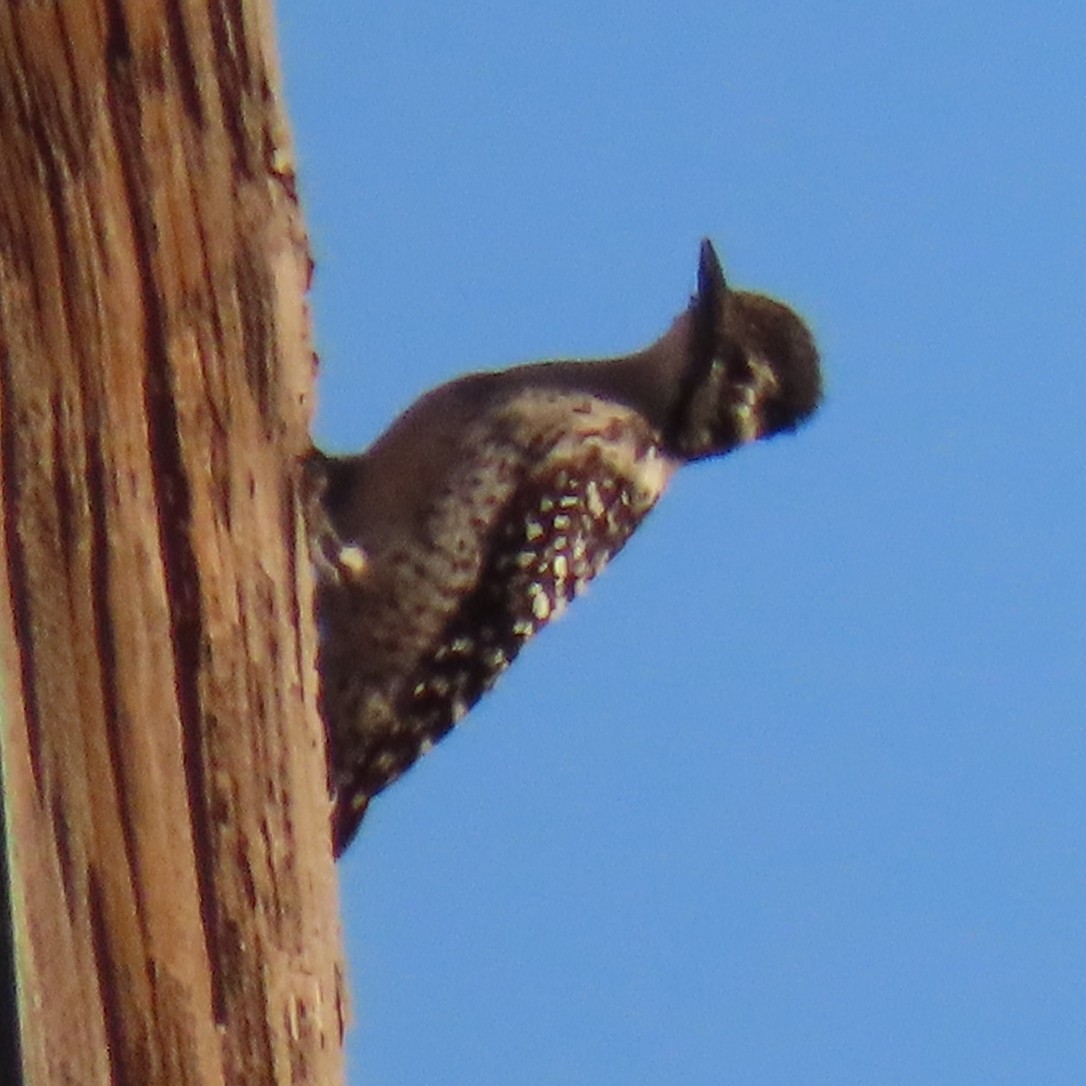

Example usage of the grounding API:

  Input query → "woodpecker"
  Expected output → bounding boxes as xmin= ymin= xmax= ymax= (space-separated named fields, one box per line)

xmin=307 ymin=240 xmax=821 ymax=856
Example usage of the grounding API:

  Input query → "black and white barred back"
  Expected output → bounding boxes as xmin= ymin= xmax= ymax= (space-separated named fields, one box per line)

xmin=307 ymin=241 xmax=822 ymax=855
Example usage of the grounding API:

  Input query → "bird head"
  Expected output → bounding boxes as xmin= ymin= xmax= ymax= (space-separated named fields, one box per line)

xmin=665 ymin=240 xmax=822 ymax=460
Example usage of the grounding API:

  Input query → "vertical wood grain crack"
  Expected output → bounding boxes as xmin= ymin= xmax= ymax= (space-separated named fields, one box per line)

xmin=101 ymin=0 xmax=225 ymax=1025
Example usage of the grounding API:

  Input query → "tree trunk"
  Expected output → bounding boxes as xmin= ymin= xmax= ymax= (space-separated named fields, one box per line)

xmin=0 ymin=3 xmax=345 ymax=1083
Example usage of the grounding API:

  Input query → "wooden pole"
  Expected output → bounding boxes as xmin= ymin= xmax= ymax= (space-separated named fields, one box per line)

xmin=0 ymin=3 xmax=345 ymax=1082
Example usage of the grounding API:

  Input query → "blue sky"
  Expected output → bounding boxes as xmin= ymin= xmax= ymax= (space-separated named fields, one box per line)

xmin=278 ymin=4 xmax=1084 ymax=1082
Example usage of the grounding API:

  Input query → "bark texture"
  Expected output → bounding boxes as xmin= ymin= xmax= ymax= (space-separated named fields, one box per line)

xmin=0 ymin=3 xmax=345 ymax=1083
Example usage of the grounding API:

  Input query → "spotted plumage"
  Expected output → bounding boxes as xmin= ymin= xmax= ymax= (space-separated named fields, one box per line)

xmin=307 ymin=240 xmax=821 ymax=855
